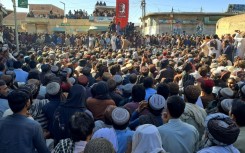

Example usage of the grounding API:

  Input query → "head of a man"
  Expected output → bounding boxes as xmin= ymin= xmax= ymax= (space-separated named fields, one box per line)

xmin=162 ymin=95 xmax=185 ymax=123
xmin=7 ymin=89 xmax=31 ymax=114
xmin=141 ymin=66 xmax=149 ymax=76
xmin=0 ymin=80 xmax=10 ymax=97
xmin=111 ymin=107 xmax=130 ymax=130
xmin=184 ymin=85 xmax=201 ymax=104
xmin=68 ymin=112 xmax=95 ymax=142
xmin=231 ymin=99 xmax=245 ymax=127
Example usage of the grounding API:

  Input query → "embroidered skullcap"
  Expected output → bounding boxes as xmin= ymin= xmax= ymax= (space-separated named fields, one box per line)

xmin=68 ymin=77 xmax=75 ymax=85
xmin=112 ymin=107 xmax=130 ymax=125
xmin=46 ymin=82 xmax=60 ymax=95
xmin=63 ymin=67 xmax=72 ymax=75
xmin=51 ymin=65 xmax=59 ymax=73
xmin=122 ymin=84 xmax=134 ymax=94
xmin=113 ymin=75 xmax=123 ymax=84
xmin=219 ymin=88 xmax=234 ymax=98
xmin=84 ymin=138 xmax=115 ymax=153
xmin=92 ymin=128 xmax=118 ymax=152
xmin=148 ymin=94 xmax=166 ymax=110
xmin=221 ymin=99 xmax=233 ymax=113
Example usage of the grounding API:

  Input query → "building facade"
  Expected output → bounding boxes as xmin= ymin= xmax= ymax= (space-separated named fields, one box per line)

xmin=0 ymin=3 xmax=8 ymax=26
xmin=142 ymin=12 xmax=237 ymax=35
xmin=3 ymin=4 xmax=114 ymax=34
xmin=28 ymin=4 xmax=64 ymax=18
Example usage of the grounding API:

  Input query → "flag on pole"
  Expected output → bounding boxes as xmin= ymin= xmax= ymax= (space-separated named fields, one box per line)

xmin=18 ymin=0 xmax=28 ymax=8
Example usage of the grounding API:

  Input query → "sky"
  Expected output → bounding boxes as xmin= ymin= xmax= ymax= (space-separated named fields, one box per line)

xmin=1 ymin=0 xmax=245 ymax=23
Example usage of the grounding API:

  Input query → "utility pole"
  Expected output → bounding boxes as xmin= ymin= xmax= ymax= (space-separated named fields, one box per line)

xmin=0 ymin=3 xmax=3 ymax=26
xmin=170 ymin=7 xmax=174 ymax=33
xmin=141 ymin=0 xmax=146 ymax=35
xmin=12 ymin=0 xmax=19 ymax=52
xmin=60 ymin=1 xmax=65 ymax=18
xmin=141 ymin=0 xmax=146 ymax=18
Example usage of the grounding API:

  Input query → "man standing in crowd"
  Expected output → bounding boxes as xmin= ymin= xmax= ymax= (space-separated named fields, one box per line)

xmin=0 ymin=89 xmax=50 ymax=153
xmin=111 ymin=32 xmax=117 ymax=51
xmin=0 ymin=80 xmax=9 ymax=117
xmin=158 ymin=95 xmax=199 ymax=153
xmin=0 ymin=5 xmax=245 ymax=152
xmin=121 ymin=35 xmax=131 ymax=49
xmin=232 ymin=100 xmax=245 ymax=153
xmin=116 ymin=22 xmax=121 ymax=35
xmin=89 ymin=34 xmax=95 ymax=50
xmin=13 ymin=61 xmax=28 ymax=83
xmin=234 ymin=30 xmax=245 ymax=59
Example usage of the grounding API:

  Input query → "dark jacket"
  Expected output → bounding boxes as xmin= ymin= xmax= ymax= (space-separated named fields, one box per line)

xmin=52 ymin=85 xmax=88 ymax=142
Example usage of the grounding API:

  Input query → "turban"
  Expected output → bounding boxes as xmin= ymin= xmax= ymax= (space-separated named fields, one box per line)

xmin=204 ymin=113 xmax=240 ymax=147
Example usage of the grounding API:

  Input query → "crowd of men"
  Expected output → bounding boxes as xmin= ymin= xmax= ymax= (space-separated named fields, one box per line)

xmin=27 ymin=9 xmax=65 ymax=19
xmin=95 ymin=1 xmax=107 ymax=6
xmin=25 ymin=1 xmax=114 ymax=19
xmin=93 ymin=1 xmax=115 ymax=17
xmin=67 ymin=10 xmax=89 ymax=19
xmin=93 ymin=8 xmax=115 ymax=17
xmin=0 ymin=23 xmax=245 ymax=153
xmin=26 ymin=9 xmax=89 ymax=19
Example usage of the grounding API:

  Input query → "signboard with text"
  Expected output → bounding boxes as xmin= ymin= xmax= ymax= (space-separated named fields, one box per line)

xmin=18 ymin=0 xmax=28 ymax=8
xmin=89 ymin=16 xmax=114 ymax=22
xmin=159 ymin=19 xmax=199 ymax=24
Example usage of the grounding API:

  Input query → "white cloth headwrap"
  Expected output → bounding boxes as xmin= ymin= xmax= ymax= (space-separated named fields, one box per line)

xmin=132 ymin=124 xmax=166 ymax=153
xmin=92 ymin=128 xmax=118 ymax=152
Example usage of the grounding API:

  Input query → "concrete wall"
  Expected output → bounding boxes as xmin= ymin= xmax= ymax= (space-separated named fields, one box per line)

xmin=3 ymin=17 xmax=110 ymax=34
xmin=216 ymin=14 xmax=245 ymax=36
xmin=144 ymin=24 xmax=216 ymax=35
xmin=142 ymin=12 xmax=236 ymax=35
xmin=29 ymin=4 xmax=64 ymax=16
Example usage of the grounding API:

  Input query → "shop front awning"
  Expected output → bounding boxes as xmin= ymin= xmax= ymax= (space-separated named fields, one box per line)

xmin=89 ymin=26 xmax=108 ymax=31
xmin=76 ymin=26 xmax=90 ymax=32
xmin=52 ymin=27 xmax=65 ymax=32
